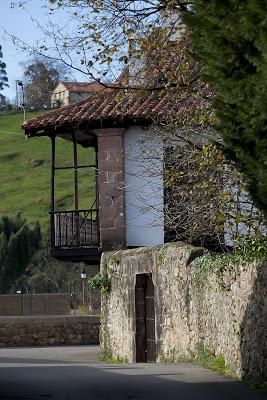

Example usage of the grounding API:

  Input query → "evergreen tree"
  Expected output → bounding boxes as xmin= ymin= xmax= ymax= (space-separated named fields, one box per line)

xmin=32 ymin=221 xmax=42 ymax=249
xmin=0 ymin=45 xmax=8 ymax=92
xmin=183 ymin=1 xmax=267 ymax=219
xmin=0 ymin=233 xmax=7 ymax=292
xmin=7 ymin=232 xmax=20 ymax=286
xmin=0 ymin=215 xmax=42 ymax=293
xmin=0 ymin=214 xmax=26 ymax=241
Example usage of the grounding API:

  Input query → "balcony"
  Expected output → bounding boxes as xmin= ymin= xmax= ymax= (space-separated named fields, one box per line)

xmin=50 ymin=209 xmax=101 ymax=263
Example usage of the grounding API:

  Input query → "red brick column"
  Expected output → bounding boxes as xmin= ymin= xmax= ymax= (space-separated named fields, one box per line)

xmin=95 ymin=128 xmax=126 ymax=250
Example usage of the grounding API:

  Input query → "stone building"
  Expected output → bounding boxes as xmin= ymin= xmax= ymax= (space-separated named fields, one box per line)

xmin=22 ymin=38 xmax=204 ymax=263
xmin=21 ymin=27 xmax=266 ymax=385
xmin=22 ymin=35 xmax=260 ymax=260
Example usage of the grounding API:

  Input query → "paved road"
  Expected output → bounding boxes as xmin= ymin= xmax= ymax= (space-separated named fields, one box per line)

xmin=0 ymin=346 xmax=264 ymax=400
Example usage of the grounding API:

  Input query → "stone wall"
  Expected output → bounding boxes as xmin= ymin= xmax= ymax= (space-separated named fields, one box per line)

xmin=100 ymin=243 xmax=266 ymax=383
xmin=0 ymin=315 xmax=100 ymax=347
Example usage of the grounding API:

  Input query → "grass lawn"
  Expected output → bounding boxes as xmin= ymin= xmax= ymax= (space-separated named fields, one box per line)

xmin=0 ymin=111 xmax=95 ymax=233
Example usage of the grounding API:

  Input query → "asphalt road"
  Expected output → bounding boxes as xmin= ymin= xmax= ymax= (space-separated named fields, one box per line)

xmin=0 ymin=346 xmax=264 ymax=400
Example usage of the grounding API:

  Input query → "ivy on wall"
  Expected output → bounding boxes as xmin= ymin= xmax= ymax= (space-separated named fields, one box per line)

xmin=192 ymin=236 xmax=267 ymax=291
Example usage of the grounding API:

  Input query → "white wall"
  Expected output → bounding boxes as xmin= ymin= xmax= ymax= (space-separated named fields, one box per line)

xmin=51 ymin=83 xmax=69 ymax=107
xmin=124 ymin=126 xmax=164 ymax=246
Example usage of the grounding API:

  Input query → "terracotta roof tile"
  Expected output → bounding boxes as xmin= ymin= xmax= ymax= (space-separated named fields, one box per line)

xmin=23 ymin=85 xmax=210 ymax=132
xmin=23 ymin=40 xmax=212 ymax=134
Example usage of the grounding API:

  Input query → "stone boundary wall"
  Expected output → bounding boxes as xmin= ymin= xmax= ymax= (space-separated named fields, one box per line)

xmin=0 ymin=315 xmax=100 ymax=347
xmin=100 ymin=243 xmax=266 ymax=383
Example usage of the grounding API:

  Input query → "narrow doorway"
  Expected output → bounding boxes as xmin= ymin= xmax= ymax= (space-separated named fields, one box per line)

xmin=135 ymin=274 xmax=156 ymax=362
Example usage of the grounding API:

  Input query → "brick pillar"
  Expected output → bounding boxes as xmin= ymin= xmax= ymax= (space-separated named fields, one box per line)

xmin=95 ymin=128 xmax=126 ymax=250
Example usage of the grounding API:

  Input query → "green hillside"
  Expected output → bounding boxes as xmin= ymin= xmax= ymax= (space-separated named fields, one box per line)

xmin=0 ymin=112 xmax=95 ymax=233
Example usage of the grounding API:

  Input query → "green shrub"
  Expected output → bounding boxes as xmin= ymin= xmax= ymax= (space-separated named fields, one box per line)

xmin=194 ymin=342 xmax=230 ymax=375
xmin=88 ymin=272 xmax=111 ymax=294
xmin=99 ymin=350 xmax=128 ymax=364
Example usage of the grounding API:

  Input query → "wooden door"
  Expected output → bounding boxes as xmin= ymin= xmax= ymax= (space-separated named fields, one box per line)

xmin=135 ymin=274 xmax=156 ymax=363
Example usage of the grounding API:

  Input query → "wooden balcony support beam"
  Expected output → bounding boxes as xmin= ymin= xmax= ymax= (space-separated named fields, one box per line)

xmin=72 ymin=134 xmax=79 ymax=212
xmin=50 ymin=135 xmax=56 ymax=212
xmin=50 ymin=135 xmax=56 ymax=247
xmin=54 ymin=164 xmax=97 ymax=171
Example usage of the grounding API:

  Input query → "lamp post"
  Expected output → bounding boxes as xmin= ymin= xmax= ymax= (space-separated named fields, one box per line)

xmin=16 ymin=289 xmax=23 ymax=315
xmin=81 ymin=270 xmax=87 ymax=309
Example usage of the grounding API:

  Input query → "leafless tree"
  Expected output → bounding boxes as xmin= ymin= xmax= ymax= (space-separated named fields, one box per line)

xmin=21 ymin=248 xmax=100 ymax=312
xmin=125 ymin=124 xmax=265 ymax=250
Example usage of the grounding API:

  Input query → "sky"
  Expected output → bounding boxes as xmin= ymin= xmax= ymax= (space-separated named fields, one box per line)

xmin=1 ymin=0 xmax=82 ymax=102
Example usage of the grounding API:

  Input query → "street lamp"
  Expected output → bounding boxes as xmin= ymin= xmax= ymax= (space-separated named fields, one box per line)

xmin=16 ymin=289 xmax=23 ymax=315
xmin=15 ymin=80 xmax=26 ymax=121
xmin=81 ymin=270 xmax=87 ymax=309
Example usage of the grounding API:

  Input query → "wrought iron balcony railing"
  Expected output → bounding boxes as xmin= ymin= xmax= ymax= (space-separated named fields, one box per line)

xmin=50 ymin=209 xmax=99 ymax=248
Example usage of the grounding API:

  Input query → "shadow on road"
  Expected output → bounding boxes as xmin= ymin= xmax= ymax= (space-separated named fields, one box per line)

xmin=0 ymin=362 xmax=265 ymax=400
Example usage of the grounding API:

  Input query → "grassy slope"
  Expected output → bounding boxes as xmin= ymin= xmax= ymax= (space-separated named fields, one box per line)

xmin=0 ymin=112 xmax=95 ymax=232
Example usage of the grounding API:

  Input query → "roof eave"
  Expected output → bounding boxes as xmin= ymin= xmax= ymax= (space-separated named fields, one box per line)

xmin=23 ymin=116 xmax=153 ymax=139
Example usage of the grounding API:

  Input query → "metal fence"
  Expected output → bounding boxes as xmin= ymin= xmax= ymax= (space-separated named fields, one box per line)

xmin=0 ymin=293 xmax=71 ymax=316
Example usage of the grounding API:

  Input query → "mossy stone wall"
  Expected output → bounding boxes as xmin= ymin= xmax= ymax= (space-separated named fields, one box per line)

xmin=100 ymin=242 xmax=266 ymax=383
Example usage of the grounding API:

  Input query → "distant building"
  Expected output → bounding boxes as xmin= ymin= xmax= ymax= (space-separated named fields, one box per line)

xmin=0 ymin=93 xmax=6 ymax=109
xmin=51 ymin=81 xmax=104 ymax=108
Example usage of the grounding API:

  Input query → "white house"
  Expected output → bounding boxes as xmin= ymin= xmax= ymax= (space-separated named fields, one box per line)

xmin=22 ymin=29 xmax=262 ymax=263
xmin=51 ymin=81 xmax=104 ymax=108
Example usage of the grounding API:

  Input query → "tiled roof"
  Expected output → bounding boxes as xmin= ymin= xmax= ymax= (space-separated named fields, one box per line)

xmin=23 ymin=40 xmax=212 ymax=133
xmin=23 ymin=84 xmax=210 ymax=132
